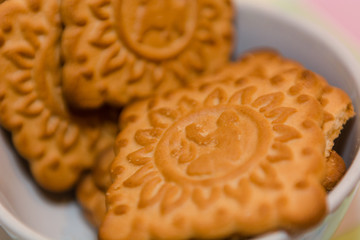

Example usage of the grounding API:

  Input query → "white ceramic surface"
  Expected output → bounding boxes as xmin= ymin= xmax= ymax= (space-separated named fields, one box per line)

xmin=0 ymin=1 xmax=360 ymax=240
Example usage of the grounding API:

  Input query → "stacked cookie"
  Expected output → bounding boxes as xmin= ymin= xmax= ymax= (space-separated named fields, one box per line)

xmin=0 ymin=0 xmax=118 ymax=192
xmin=0 ymin=0 xmax=354 ymax=239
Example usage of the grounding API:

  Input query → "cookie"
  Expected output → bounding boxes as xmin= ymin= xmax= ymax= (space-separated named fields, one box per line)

xmin=77 ymin=149 xmax=347 ymax=229
xmin=213 ymin=50 xmax=354 ymax=157
xmin=322 ymin=150 xmax=346 ymax=192
xmin=79 ymin=51 xmax=353 ymax=233
xmin=77 ymin=174 xmax=108 ymax=227
xmin=92 ymin=145 xmax=114 ymax=192
xmin=320 ymin=84 xmax=354 ymax=156
xmin=0 ymin=0 xmax=118 ymax=192
xmin=234 ymin=49 xmax=303 ymax=79
xmin=77 ymin=146 xmax=114 ymax=227
xmin=61 ymin=0 xmax=233 ymax=108
xmin=100 ymin=63 xmax=331 ymax=239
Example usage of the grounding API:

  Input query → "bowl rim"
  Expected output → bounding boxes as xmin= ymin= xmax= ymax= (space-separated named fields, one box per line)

xmin=0 ymin=205 xmax=48 ymax=240
xmin=1 ymin=1 xmax=360 ymax=240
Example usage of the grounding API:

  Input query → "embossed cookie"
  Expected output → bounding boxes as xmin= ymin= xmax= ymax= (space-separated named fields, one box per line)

xmin=320 ymin=84 xmax=354 ymax=156
xmin=233 ymin=49 xmax=303 ymax=79
xmin=77 ymin=147 xmax=347 ymax=229
xmin=211 ymin=50 xmax=354 ymax=157
xmin=100 ymin=65 xmax=332 ymax=239
xmin=77 ymin=146 xmax=114 ymax=227
xmin=0 ymin=0 xmax=118 ymax=192
xmin=61 ymin=0 xmax=233 ymax=108
xmin=77 ymin=174 xmax=108 ymax=227
xmin=81 ymin=51 xmax=353 ymax=232
xmin=322 ymin=150 xmax=346 ymax=192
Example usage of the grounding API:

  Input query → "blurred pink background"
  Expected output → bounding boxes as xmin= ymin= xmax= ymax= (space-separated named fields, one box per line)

xmin=306 ymin=0 xmax=360 ymax=46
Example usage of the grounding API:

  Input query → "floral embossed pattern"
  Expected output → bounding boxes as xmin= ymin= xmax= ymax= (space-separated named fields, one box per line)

xmin=0 ymin=0 xmax=118 ymax=192
xmin=100 ymin=59 xmax=337 ymax=239
xmin=75 ymin=51 xmax=353 ymax=230
xmin=61 ymin=0 xmax=233 ymax=108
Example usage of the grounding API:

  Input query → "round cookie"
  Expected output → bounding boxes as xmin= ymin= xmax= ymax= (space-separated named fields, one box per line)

xmin=61 ymin=0 xmax=234 ymax=108
xmin=77 ymin=174 xmax=107 ymax=227
xmin=0 ymin=0 xmax=118 ymax=192
xmin=100 ymin=63 xmax=331 ymax=239
xmin=78 ymin=50 xmax=353 ymax=231
xmin=322 ymin=150 xmax=346 ymax=192
xmin=77 ymin=146 xmax=114 ymax=227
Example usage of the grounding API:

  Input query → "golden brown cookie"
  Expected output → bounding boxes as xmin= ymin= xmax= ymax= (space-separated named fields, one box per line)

xmin=76 ymin=139 xmax=348 ymax=229
xmin=76 ymin=149 xmax=347 ymax=229
xmin=100 ymin=63 xmax=331 ymax=239
xmin=61 ymin=0 xmax=233 ymax=108
xmin=92 ymin=145 xmax=114 ymax=192
xmin=215 ymin=50 xmax=354 ymax=157
xmin=77 ymin=146 xmax=114 ymax=227
xmin=78 ymin=51 xmax=353 ymax=232
xmin=320 ymin=85 xmax=354 ymax=156
xmin=0 ymin=0 xmax=117 ymax=192
xmin=322 ymin=150 xmax=346 ymax=192
xmin=235 ymin=49 xmax=303 ymax=79
xmin=77 ymin=174 xmax=107 ymax=228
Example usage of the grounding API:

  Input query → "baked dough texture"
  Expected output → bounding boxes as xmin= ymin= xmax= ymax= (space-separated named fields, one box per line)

xmin=77 ymin=146 xmax=114 ymax=227
xmin=322 ymin=150 xmax=346 ymax=192
xmin=215 ymin=50 xmax=354 ymax=157
xmin=77 ymin=51 xmax=353 ymax=231
xmin=61 ymin=0 xmax=234 ymax=108
xmin=78 ymin=150 xmax=347 ymax=229
xmin=0 ymin=0 xmax=118 ymax=192
xmin=100 ymin=63 xmax=334 ymax=239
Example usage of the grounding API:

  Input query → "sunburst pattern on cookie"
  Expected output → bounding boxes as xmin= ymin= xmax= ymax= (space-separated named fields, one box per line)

xmin=100 ymin=63 xmax=330 ymax=239
xmin=61 ymin=0 xmax=233 ymax=108
xmin=198 ymin=49 xmax=354 ymax=157
xmin=0 ymin=0 xmax=117 ymax=192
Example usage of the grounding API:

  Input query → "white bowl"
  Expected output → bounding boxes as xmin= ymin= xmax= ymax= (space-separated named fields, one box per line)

xmin=1 ymin=1 xmax=360 ymax=240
